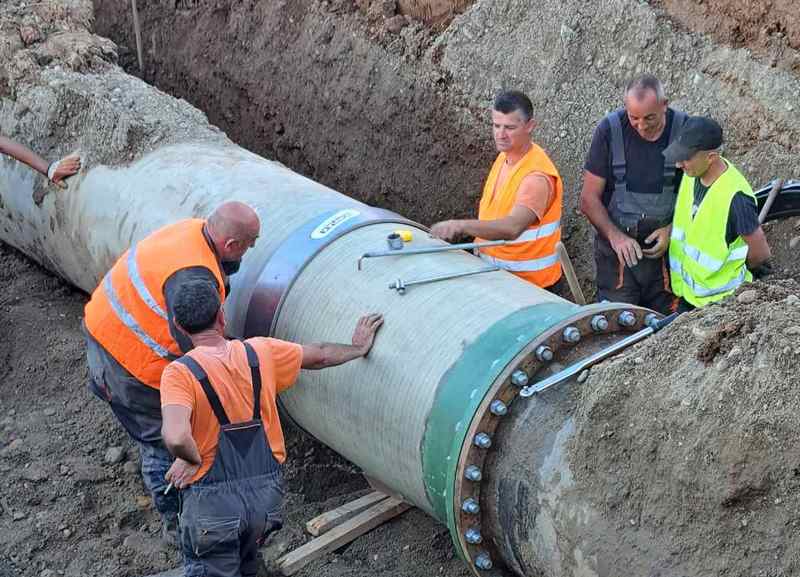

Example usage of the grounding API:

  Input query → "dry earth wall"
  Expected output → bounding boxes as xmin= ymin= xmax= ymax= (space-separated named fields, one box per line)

xmin=93 ymin=0 xmax=800 ymax=288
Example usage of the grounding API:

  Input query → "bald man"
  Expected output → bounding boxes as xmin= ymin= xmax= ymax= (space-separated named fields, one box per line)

xmin=83 ymin=202 xmax=260 ymax=543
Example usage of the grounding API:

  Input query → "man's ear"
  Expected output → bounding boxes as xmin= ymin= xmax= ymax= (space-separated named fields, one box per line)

xmin=525 ymin=118 xmax=536 ymax=135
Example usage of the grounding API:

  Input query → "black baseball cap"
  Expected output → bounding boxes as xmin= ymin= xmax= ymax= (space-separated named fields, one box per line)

xmin=662 ymin=116 xmax=723 ymax=164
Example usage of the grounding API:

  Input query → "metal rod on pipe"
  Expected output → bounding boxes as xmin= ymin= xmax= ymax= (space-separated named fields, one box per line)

xmin=389 ymin=266 xmax=499 ymax=294
xmin=358 ymin=239 xmax=509 ymax=270
xmin=519 ymin=312 xmax=679 ymax=397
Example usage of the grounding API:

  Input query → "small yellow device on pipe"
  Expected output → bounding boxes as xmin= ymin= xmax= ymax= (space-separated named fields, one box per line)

xmin=394 ymin=229 xmax=413 ymax=242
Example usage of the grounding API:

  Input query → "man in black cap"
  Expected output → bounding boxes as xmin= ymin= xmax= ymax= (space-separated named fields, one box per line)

xmin=664 ymin=116 xmax=771 ymax=311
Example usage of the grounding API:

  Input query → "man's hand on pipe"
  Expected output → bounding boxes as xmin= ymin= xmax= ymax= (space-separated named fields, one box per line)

xmin=430 ymin=220 xmax=464 ymax=241
xmin=48 ymin=153 xmax=82 ymax=188
xmin=352 ymin=313 xmax=384 ymax=356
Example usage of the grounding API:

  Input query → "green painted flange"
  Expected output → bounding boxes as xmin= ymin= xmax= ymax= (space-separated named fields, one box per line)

xmin=421 ymin=301 xmax=579 ymax=561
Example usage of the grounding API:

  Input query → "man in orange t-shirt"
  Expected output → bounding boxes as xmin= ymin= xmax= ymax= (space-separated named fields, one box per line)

xmin=430 ymin=90 xmax=563 ymax=289
xmin=160 ymin=280 xmax=383 ymax=577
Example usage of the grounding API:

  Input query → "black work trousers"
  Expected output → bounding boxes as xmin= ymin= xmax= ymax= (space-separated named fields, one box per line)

xmin=594 ymin=235 xmax=677 ymax=314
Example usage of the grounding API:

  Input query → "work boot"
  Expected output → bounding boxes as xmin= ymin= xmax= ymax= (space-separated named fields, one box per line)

xmin=160 ymin=513 xmax=180 ymax=550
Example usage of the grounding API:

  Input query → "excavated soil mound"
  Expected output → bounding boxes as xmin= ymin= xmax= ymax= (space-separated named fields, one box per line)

xmin=660 ymin=0 xmax=800 ymax=72
xmin=571 ymin=280 xmax=800 ymax=576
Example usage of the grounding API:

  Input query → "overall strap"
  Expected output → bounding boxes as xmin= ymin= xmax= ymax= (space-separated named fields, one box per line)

xmin=668 ymin=109 xmax=687 ymax=143
xmin=242 ymin=341 xmax=262 ymax=421
xmin=663 ymin=109 xmax=687 ymax=194
xmin=607 ymin=110 xmax=627 ymax=191
xmin=176 ymin=355 xmax=230 ymax=426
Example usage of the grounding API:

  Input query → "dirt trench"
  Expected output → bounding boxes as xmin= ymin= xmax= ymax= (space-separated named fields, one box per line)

xmin=92 ymin=0 xmax=800 ymax=295
xmin=1 ymin=1 xmax=800 ymax=576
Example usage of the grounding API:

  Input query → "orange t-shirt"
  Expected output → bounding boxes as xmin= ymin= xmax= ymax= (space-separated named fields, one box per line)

xmin=516 ymin=173 xmax=556 ymax=222
xmin=490 ymin=163 xmax=555 ymax=223
xmin=160 ymin=338 xmax=303 ymax=484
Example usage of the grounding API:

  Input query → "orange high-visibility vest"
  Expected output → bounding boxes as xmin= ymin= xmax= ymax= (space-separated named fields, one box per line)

xmin=476 ymin=143 xmax=563 ymax=288
xmin=84 ymin=219 xmax=226 ymax=389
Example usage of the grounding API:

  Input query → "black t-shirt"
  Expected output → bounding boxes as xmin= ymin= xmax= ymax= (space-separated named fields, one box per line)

xmin=692 ymin=179 xmax=760 ymax=245
xmin=584 ymin=108 xmax=683 ymax=206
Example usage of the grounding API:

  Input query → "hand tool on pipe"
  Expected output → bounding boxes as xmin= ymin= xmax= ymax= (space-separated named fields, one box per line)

xmin=519 ymin=312 xmax=679 ymax=398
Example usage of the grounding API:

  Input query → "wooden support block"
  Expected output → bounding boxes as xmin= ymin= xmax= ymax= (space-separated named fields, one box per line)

xmin=305 ymin=491 xmax=389 ymax=537
xmin=279 ymin=497 xmax=411 ymax=576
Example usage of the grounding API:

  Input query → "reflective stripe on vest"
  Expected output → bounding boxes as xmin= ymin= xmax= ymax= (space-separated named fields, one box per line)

xmin=671 ymin=227 xmax=749 ymax=273
xmin=84 ymin=219 xmax=227 ymax=388
xmin=102 ymin=275 xmax=175 ymax=359
xmin=127 ymin=245 xmax=168 ymax=320
xmin=479 ymin=250 xmax=560 ymax=273
xmin=511 ymin=219 xmax=561 ymax=244
xmin=669 ymin=256 xmax=748 ymax=298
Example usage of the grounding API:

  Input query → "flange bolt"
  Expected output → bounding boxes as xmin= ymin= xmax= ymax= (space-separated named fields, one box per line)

xmin=475 ymin=553 xmax=493 ymax=570
xmin=473 ymin=433 xmax=492 ymax=449
xmin=590 ymin=315 xmax=609 ymax=332
xmin=464 ymin=465 xmax=482 ymax=482
xmin=489 ymin=400 xmax=508 ymax=416
xmin=462 ymin=498 xmax=480 ymax=515
xmin=644 ymin=312 xmax=659 ymax=328
xmin=535 ymin=345 xmax=553 ymax=362
xmin=465 ymin=528 xmax=482 ymax=544
xmin=511 ymin=370 xmax=529 ymax=387
xmin=618 ymin=310 xmax=636 ymax=327
xmin=563 ymin=326 xmax=581 ymax=343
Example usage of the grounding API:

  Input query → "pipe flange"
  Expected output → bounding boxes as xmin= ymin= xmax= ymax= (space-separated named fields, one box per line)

xmin=451 ymin=304 xmax=653 ymax=575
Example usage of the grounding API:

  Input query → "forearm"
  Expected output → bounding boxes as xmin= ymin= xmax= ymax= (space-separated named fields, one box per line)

xmin=746 ymin=247 xmax=771 ymax=269
xmin=0 ymin=136 xmax=49 ymax=177
xmin=164 ymin=431 xmax=201 ymax=465
xmin=458 ymin=219 xmax=521 ymax=241
xmin=302 ymin=342 xmax=366 ymax=370
xmin=744 ymin=229 xmax=771 ymax=269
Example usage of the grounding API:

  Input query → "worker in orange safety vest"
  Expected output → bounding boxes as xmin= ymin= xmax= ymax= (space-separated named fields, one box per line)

xmin=83 ymin=201 xmax=260 ymax=544
xmin=430 ymin=90 xmax=563 ymax=289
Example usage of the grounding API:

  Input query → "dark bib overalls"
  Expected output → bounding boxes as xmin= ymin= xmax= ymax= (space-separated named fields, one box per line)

xmin=595 ymin=108 xmax=686 ymax=314
xmin=177 ymin=342 xmax=284 ymax=577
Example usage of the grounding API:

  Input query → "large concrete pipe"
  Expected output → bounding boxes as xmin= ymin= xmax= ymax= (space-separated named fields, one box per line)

xmin=0 ymin=133 xmax=662 ymax=575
